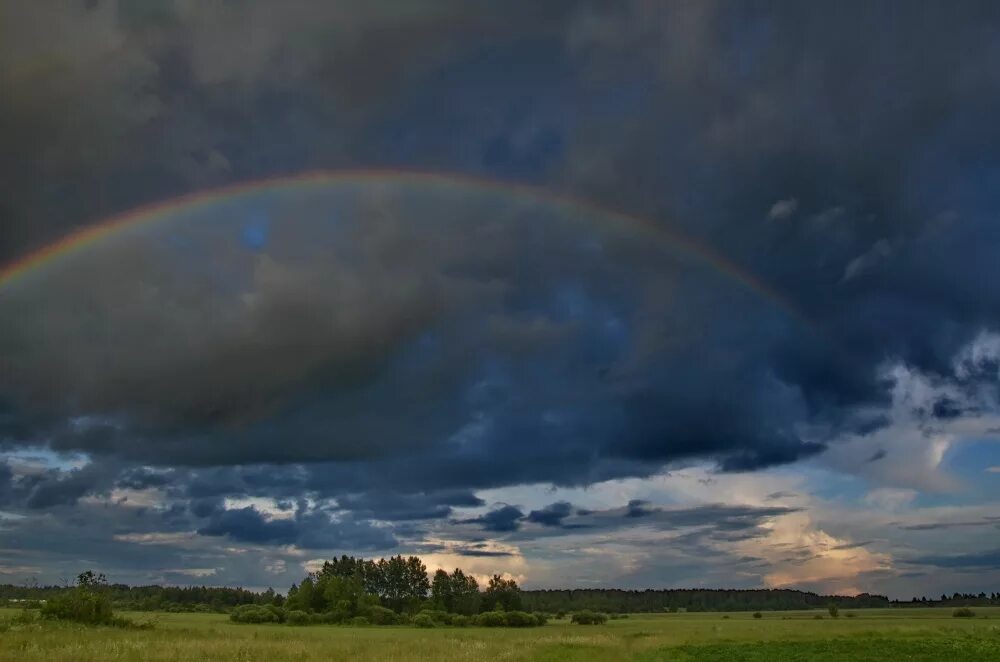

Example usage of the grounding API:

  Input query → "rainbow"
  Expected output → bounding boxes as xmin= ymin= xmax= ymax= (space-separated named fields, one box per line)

xmin=0 ymin=169 xmax=803 ymax=322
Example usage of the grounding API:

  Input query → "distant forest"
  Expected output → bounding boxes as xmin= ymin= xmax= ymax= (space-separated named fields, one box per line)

xmin=3 ymin=580 xmax=998 ymax=614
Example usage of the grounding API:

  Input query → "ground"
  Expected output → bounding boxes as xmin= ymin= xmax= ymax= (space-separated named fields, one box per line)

xmin=1 ymin=607 xmax=999 ymax=661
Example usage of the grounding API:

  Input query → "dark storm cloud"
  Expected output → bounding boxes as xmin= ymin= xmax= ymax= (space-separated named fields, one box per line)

xmin=454 ymin=505 xmax=525 ymax=533
xmin=198 ymin=507 xmax=299 ymax=545
xmin=336 ymin=491 xmax=485 ymax=521
xmin=525 ymin=501 xmax=574 ymax=527
xmin=2 ymin=1 xmax=1000 ymax=587
xmin=196 ymin=504 xmax=397 ymax=550
xmin=446 ymin=500 xmax=800 ymax=542
xmin=909 ymin=549 xmax=1000 ymax=570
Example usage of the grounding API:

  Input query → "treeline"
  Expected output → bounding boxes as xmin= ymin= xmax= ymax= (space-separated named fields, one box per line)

xmin=6 ymin=559 xmax=998 ymax=616
xmin=520 ymin=588 xmax=892 ymax=613
xmin=894 ymin=592 xmax=1000 ymax=608
xmin=0 ymin=583 xmax=272 ymax=613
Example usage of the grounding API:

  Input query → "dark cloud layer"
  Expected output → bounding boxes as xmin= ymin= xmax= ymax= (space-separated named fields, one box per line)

xmin=1 ymin=1 xmax=999 ymax=589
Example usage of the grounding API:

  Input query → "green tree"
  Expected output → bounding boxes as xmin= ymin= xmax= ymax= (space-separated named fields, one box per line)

xmin=375 ymin=556 xmax=430 ymax=613
xmin=483 ymin=574 xmax=521 ymax=612
xmin=430 ymin=569 xmax=452 ymax=611
xmin=449 ymin=569 xmax=481 ymax=615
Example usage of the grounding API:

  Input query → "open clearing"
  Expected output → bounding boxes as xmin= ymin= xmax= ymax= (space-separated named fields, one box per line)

xmin=2 ymin=607 xmax=999 ymax=661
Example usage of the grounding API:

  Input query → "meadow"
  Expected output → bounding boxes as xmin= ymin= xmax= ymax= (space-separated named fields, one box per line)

xmin=1 ymin=607 xmax=999 ymax=661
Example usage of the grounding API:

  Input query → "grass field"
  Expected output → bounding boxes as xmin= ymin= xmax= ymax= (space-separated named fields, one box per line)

xmin=2 ymin=607 xmax=999 ymax=661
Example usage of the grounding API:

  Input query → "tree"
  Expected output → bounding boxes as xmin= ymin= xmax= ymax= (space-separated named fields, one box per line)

xmin=449 ymin=569 xmax=481 ymax=615
xmin=375 ymin=556 xmax=430 ymax=613
xmin=483 ymin=574 xmax=521 ymax=612
xmin=431 ymin=568 xmax=480 ymax=614
xmin=431 ymin=570 xmax=452 ymax=611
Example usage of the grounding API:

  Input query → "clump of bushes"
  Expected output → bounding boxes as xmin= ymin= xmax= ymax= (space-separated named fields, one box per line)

xmin=39 ymin=571 xmax=149 ymax=629
xmin=41 ymin=571 xmax=115 ymax=626
xmin=364 ymin=605 xmax=400 ymax=625
xmin=752 ymin=611 xmax=762 ymax=619
xmin=413 ymin=613 xmax=435 ymax=628
xmin=813 ymin=614 xmax=824 ymax=620
xmin=348 ymin=616 xmax=370 ymax=626
xmin=230 ymin=604 xmax=284 ymax=624
xmin=953 ymin=607 xmax=975 ymax=618
xmin=475 ymin=610 xmax=507 ymax=627
xmin=846 ymin=612 xmax=856 ymax=618
xmin=608 ymin=613 xmax=629 ymax=620
xmin=571 ymin=610 xmax=608 ymax=625
xmin=828 ymin=604 xmax=839 ymax=618
xmin=472 ymin=610 xmax=546 ymax=627
xmin=285 ymin=610 xmax=310 ymax=626
xmin=42 ymin=589 xmax=114 ymax=625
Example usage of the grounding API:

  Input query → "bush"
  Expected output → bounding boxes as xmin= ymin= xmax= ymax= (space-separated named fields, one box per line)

xmin=41 ymin=589 xmax=114 ymax=625
xmin=416 ymin=609 xmax=451 ymax=625
xmin=412 ymin=613 xmax=435 ymax=628
xmin=752 ymin=612 xmax=762 ymax=619
xmin=828 ymin=604 xmax=839 ymax=618
xmin=285 ymin=610 xmax=310 ymax=626
xmin=503 ymin=611 xmax=536 ymax=627
xmin=571 ymin=610 xmax=608 ymax=625
xmin=450 ymin=614 xmax=470 ymax=627
xmin=953 ymin=608 xmax=975 ymax=618
xmin=364 ymin=605 xmax=399 ymax=625
xmin=813 ymin=614 xmax=824 ymax=620
xmin=533 ymin=612 xmax=548 ymax=626
xmin=348 ymin=616 xmax=370 ymax=626
xmin=475 ymin=611 xmax=507 ymax=627
xmin=556 ymin=610 xmax=567 ymax=619
xmin=230 ymin=605 xmax=282 ymax=624
xmin=846 ymin=612 xmax=856 ymax=618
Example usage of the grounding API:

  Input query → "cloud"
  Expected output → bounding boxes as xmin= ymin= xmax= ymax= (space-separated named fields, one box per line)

xmin=2 ymin=2 xmax=1000 ymax=592
xmin=455 ymin=505 xmax=525 ymax=533
xmin=841 ymin=239 xmax=892 ymax=283
xmin=910 ymin=549 xmax=1000 ymax=569
xmin=525 ymin=501 xmax=574 ymax=527
xmin=767 ymin=198 xmax=798 ymax=221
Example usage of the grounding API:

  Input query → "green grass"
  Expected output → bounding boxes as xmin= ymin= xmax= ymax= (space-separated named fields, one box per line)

xmin=1 ymin=607 xmax=998 ymax=661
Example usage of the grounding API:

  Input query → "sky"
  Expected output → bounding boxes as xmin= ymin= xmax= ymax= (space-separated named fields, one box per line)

xmin=0 ymin=1 xmax=998 ymax=599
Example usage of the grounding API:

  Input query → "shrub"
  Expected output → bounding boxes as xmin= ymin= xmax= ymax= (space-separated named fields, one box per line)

xmin=571 ymin=610 xmax=608 ymax=625
xmin=450 ymin=614 xmax=470 ymax=627
xmin=416 ymin=609 xmax=451 ymax=625
xmin=285 ymin=610 xmax=310 ymax=626
xmin=412 ymin=613 xmax=435 ymax=628
xmin=722 ymin=615 xmax=730 ymax=619
xmin=364 ymin=605 xmax=399 ymax=625
xmin=230 ymin=605 xmax=282 ymax=624
xmin=533 ymin=613 xmax=548 ymax=626
xmin=813 ymin=614 xmax=824 ymax=620
xmin=846 ymin=612 xmax=856 ymax=618
xmin=953 ymin=608 xmax=975 ymax=618
xmin=475 ymin=611 xmax=507 ymax=627
xmin=752 ymin=612 xmax=762 ymax=619
xmin=556 ymin=610 xmax=567 ymax=619
xmin=318 ymin=611 xmax=343 ymax=624
xmin=828 ymin=604 xmax=839 ymax=618
xmin=348 ymin=616 xmax=370 ymax=626
xmin=41 ymin=589 xmax=114 ymax=625
xmin=503 ymin=611 xmax=536 ymax=627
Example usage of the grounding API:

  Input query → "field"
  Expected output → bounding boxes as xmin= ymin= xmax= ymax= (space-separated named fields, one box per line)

xmin=2 ymin=607 xmax=999 ymax=661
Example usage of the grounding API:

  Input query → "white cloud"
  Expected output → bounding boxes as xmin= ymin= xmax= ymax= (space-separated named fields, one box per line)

xmin=767 ymin=198 xmax=798 ymax=220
